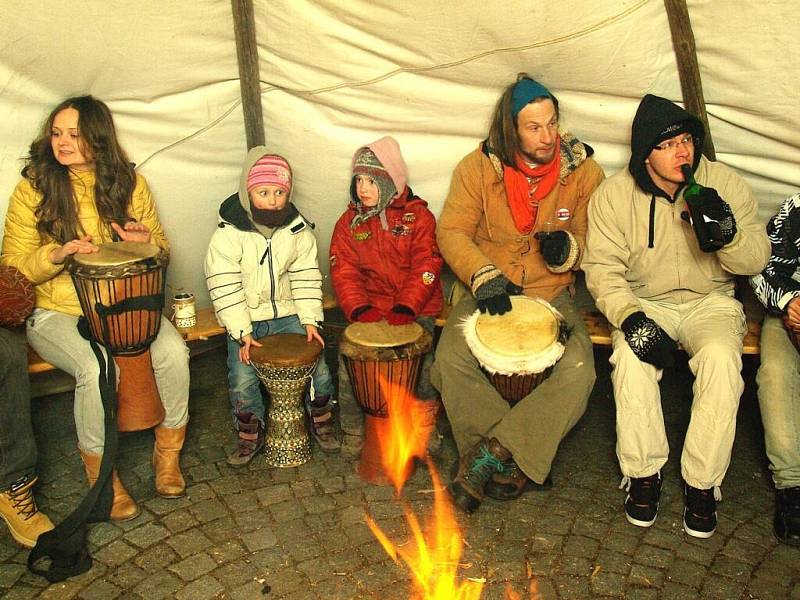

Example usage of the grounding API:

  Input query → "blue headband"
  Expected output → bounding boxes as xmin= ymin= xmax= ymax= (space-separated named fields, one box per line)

xmin=511 ymin=78 xmax=552 ymax=118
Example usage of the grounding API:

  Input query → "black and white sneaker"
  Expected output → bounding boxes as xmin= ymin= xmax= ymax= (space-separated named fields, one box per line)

xmin=683 ymin=484 xmax=718 ymax=538
xmin=621 ymin=472 xmax=662 ymax=528
xmin=774 ymin=486 xmax=800 ymax=546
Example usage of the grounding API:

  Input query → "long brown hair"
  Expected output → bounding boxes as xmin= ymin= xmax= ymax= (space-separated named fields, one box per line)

xmin=22 ymin=95 xmax=136 ymax=244
xmin=486 ymin=73 xmax=560 ymax=167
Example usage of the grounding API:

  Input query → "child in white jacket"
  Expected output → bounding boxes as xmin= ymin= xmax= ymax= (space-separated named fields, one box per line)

xmin=205 ymin=149 xmax=337 ymax=464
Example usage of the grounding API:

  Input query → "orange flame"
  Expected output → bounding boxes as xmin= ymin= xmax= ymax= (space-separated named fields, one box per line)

xmin=374 ymin=376 xmax=434 ymax=492
xmin=365 ymin=376 xmax=538 ymax=599
xmin=366 ymin=460 xmax=484 ymax=600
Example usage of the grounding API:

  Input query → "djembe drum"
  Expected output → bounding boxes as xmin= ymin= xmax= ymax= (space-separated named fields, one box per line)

xmin=339 ymin=320 xmax=432 ymax=484
xmin=462 ymin=296 xmax=567 ymax=406
xmin=249 ymin=333 xmax=323 ymax=468
xmin=68 ymin=241 xmax=167 ymax=431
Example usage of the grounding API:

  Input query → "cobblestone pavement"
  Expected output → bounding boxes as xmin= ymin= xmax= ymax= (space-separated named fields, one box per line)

xmin=1 ymin=346 xmax=798 ymax=599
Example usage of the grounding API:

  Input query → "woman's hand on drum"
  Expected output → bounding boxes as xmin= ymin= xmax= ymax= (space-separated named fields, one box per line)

xmin=786 ymin=297 xmax=800 ymax=331
xmin=305 ymin=324 xmax=325 ymax=347
xmin=112 ymin=221 xmax=151 ymax=244
xmin=239 ymin=334 xmax=262 ymax=364
xmin=49 ymin=235 xmax=99 ymax=264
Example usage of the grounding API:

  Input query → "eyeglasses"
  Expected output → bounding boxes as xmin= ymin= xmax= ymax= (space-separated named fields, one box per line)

xmin=653 ymin=134 xmax=694 ymax=152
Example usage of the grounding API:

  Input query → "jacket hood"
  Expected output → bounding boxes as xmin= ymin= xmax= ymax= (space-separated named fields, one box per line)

xmin=628 ymin=94 xmax=705 ymax=199
xmin=218 ymin=193 xmax=301 ymax=233
xmin=237 ymin=146 xmax=295 ymax=238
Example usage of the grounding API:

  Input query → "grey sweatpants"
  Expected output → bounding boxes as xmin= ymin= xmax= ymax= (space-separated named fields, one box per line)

xmin=431 ymin=292 xmax=595 ymax=484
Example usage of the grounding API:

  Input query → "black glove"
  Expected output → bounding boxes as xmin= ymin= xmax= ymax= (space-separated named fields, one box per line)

xmin=534 ymin=231 xmax=570 ymax=267
xmin=698 ymin=188 xmax=737 ymax=245
xmin=681 ymin=187 xmax=737 ymax=251
xmin=474 ymin=275 xmax=523 ymax=316
xmin=620 ymin=311 xmax=677 ymax=370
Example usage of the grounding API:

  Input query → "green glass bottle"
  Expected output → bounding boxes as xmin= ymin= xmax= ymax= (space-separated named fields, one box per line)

xmin=680 ymin=164 xmax=723 ymax=252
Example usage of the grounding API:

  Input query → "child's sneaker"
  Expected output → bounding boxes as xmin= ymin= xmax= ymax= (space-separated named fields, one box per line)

xmin=227 ymin=412 xmax=265 ymax=466
xmin=309 ymin=397 xmax=340 ymax=454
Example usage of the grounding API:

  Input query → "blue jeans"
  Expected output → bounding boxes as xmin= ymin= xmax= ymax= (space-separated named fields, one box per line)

xmin=0 ymin=328 xmax=36 ymax=490
xmin=226 ymin=315 xmax=334 ymax=426
xmin=757 ymin=315 xmax=800 ymax=489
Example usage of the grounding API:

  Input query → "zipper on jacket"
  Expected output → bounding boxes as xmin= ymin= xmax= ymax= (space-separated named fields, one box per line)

xmin=264 ymin=241 xmax=278 ymax=318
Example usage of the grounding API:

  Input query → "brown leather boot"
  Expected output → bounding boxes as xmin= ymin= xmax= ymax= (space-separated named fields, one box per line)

xmin=153 ymin=424 xmax=187 ymax=498
xmin=451 ymin=437 xmax=511 ymax=514
xmin=80 ymin=449 xmax=140 ymax=522
xmin=0 ymin=475 xmax=54 ymax=548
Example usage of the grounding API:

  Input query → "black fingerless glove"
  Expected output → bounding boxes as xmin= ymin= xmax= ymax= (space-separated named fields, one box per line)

xmin=534 ymin=231 xmax=570 ymax=267
xmin=620 ymin=311 xmax=677 ymax=370
xmin=474 ymin=275 xmax=523 ymax=316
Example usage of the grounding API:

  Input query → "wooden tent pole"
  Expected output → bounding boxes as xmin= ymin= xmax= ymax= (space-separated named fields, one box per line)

xmin=664 ymin=0 xmax=715 ymax=160
xmin=231 ymin=0 xmax=265 ymax=149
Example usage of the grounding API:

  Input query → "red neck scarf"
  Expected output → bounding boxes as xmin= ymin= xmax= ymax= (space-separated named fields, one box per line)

xmin=503 ymin=143 xmax=561 ymax=234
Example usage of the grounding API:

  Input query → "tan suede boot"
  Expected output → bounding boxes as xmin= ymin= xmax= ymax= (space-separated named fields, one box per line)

xmin=79 ymin=449 xmax=140 ymax=522
xmin=0 ymin=475 xmax=54 ymax=548
xmin=153 ymin=424 xmax=186 ymax=498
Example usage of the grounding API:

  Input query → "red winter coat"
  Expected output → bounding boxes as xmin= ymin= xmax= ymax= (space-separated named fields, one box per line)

xmin=330 ymin=187 xmax=443 ymax=321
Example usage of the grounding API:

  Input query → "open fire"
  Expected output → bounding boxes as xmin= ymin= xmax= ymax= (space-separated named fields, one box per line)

xmin=364 ymin=376 xmax=545 ymax=599
xmin=364 ymin=376 xmax=483 ymax=598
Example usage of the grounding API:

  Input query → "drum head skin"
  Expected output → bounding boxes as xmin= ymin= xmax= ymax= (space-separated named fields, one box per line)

xmin=71 ymin=241 xmax=160 ymax=266
xmin=462 ymin=295 xmax=566 ymax=376
xmin=250 ymin=333 xmax=323 ymax=367
xmin=344 ymin=321 xmax=422 ymax=348
xmin=475 ymin=296 xmax=557 ymax=356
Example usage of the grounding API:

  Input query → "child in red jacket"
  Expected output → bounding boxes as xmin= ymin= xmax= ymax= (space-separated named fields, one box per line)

xmin=330 ymin=137 xmax=444 ymax=457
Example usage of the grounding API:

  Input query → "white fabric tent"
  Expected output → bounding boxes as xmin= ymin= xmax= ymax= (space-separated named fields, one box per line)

xmin=1 ymin=0 xmax=798 ymax=309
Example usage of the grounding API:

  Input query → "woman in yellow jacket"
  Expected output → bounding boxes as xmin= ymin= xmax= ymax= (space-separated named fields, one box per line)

xmin=1 ymin=96 xmax=189 ymax=521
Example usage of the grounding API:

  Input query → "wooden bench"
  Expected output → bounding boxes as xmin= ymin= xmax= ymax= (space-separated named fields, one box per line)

xmin=26 ymin=293 xmax=341 ymax=375
xmin=27 ymin=286 xmax=763 ymax=375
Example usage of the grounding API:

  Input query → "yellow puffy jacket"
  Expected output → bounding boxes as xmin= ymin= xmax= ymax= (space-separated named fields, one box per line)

xmin=1 ymin=170 xmax=169 ymax=316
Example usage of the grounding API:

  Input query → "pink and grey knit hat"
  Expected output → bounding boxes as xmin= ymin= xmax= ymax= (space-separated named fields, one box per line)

xmin=247 ymin=155 xmax=292 ymax=193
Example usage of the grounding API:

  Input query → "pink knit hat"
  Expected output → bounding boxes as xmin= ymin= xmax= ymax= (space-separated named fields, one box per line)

xmin=247 ymin=155 xmax=292 ymax=193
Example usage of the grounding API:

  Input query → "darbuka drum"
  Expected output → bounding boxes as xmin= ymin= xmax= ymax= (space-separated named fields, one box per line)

xmin=339 ymin=321 xmax=432 ymax=484
xmin=68 ymin=241 xmax=167 ymax=431
xmin=463 ymin=296 xmax=567 ymax=406
xmin=249 ymin=333 xmax=323 ymax=468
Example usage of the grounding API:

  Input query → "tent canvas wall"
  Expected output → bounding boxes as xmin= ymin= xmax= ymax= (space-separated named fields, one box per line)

xmin=1 ymin=0 xmax=798 ymax=310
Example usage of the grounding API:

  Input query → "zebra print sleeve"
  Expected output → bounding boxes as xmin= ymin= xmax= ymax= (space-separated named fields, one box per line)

xmin=750 ymin=193 xmax=800 ymax=313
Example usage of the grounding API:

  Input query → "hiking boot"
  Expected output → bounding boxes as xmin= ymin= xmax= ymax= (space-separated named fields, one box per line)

xmin=227 ymin=412 xmax=265 ymax=466
xmin=0 ymin=475 xmax=54 ymax=548
xmin=683 ymin=484 xmax=718 ymax=538
xmin=451 ymin=438 xmax=511 ymax=514
xmin=774 ymin=486 xmax=800 ymax=547
xmin=341 ymin=432 xmax=364 ymax=458
xmin=621 ymin=472 xmax=662 ymax=528
xmin=485 ymin=459 xmax=552 ymax=501
xmin=309 ymin=396 xmax=340 ymax=454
